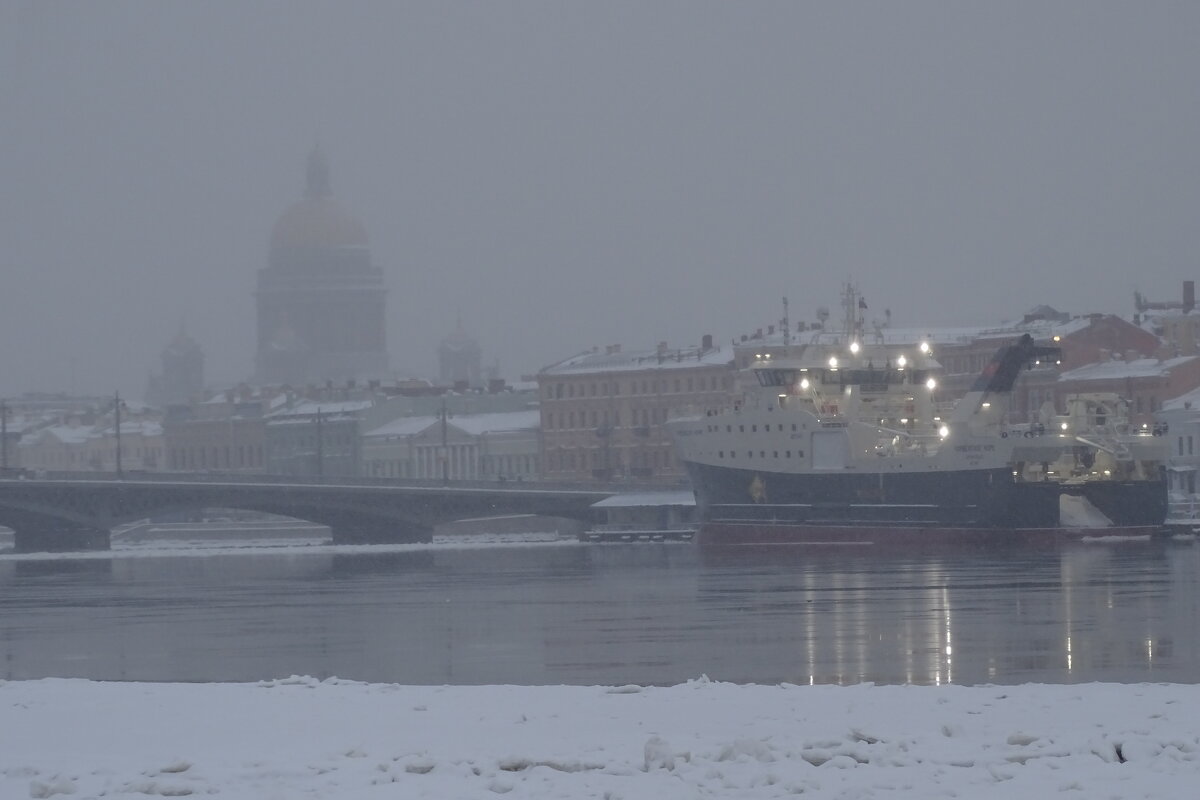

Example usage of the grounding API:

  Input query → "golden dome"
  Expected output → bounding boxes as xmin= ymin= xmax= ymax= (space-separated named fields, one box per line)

xmin=270 ymin=197 xmax=368 ymax=251
xmin=269 ymin=147 xmax=368 ymax=252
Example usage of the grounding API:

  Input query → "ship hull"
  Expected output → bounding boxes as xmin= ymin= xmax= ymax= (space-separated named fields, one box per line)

xmin=684 ymin=460 xmax=1166 ymax=544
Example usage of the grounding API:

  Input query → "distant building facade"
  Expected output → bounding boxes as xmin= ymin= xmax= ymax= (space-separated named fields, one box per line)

xmin=538 ymin=339 xmax=734 ymax=483
xmin=146 ymin=326 xmax=204 ymax=410
xmin=255 ymin=147 xmax=387 ymax=386
xmin=438 ymin=320 xmax=483 ymax=389
xmin=163 ymin=387 xmax=276 ymax=473
xmin=362 ymin=410 xmax=541 ymax=481
xmin=264 ymin=399 xmax=374 ymax=478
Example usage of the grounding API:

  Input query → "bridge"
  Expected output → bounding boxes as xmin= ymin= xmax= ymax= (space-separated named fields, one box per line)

xmin=0 ymin=472 xmax=617 ymax=552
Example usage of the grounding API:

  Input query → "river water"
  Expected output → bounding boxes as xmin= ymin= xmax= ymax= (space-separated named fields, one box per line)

xmin=1 ymin=535 xmax=1198 ymax=686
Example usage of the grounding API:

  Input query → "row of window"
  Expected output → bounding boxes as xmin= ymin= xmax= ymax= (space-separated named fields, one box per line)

xmin=544 ymin=374 xmax=730 ymax=400
xmin=718 ymin=449 xmax=805 ymax=460
xmin=170 ymin=444 xmax=263 ymax=470
xmin=365 ymin=454 xmax=539 ymax=479
xmin=547 ymin=447 xmax=675 ymax=471
xmin=544 ymin=407 xmax=673 ymax=430
xmin=707 ymin=422 xmax=800 ymax=434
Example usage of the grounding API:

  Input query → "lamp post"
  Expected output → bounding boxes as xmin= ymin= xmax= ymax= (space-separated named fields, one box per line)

xmin=114 ymin=391 xmax=123 ymax=479
xmin=315 ymin=407 xmax=324 ymax=480
xmin=440 ymin=397 xmax=449 ymax=484
xmin=1 ymin=399 xmax=8 ymax=473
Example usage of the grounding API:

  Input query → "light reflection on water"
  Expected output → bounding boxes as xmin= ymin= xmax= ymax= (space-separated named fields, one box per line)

xmin=0 ymin=536 xmax=1197 ymax=685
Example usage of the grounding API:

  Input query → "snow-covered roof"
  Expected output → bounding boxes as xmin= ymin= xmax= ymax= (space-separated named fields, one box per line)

xmin=591 ymin=490 xmax=696 ymax=508
xmin=541 ymin=346 xmax=733 ymax=376
xmin=21 ymin=425 xmax=96 ymax=446
xmin=1059 ymin=355 xmax=1197 ymax=382
xmin=267 ymin=400 xmax=374 ymax=419
xmin=447 ymin=410 xmax=541 ymax=436
xmin=364 ymin=415 xmax=441 ymax=439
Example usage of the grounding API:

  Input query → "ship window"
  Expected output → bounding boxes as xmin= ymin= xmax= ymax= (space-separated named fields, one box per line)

xmin=739 ymin=425 xmax=745 ymax=433
xmin=786 ymin=451 xmax=791 ymax=458
xmin=773 ymin=451 xmax=778 ymax=458
xmin=791 ymin=424 xmax=797 ymax=431
xmin=747 ymin=451 xmax=753 ymax=458
xmin=1190 ymin=436 xmax=1194 ymax=455
xmin=718 ymin=451 xmax=724 ymax=458
xmin=726 ymin=425 xmax=732 ymax=432
xmin=760 ymin=451 xmax=766 ymax=458
xmin=752 ymin=425 xmax=757 ymax=432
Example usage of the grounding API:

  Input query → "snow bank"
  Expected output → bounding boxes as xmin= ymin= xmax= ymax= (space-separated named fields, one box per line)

xmin=2 ymin=677 xmax=1196 ymax=799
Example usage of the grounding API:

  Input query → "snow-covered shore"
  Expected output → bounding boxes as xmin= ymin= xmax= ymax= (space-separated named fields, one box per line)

xmin=3 ymin=677 xmax=1197 ymax=799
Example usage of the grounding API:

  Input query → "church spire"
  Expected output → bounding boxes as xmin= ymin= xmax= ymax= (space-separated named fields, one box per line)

xmin=305 ymin=145 xmax=332 ymax=199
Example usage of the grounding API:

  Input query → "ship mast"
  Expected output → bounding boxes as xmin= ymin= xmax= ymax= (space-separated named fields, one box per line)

xmin=782 ymin=296 xmax=791 ymax=347
xmin=841 ymin=282 xmax=864 ymax=344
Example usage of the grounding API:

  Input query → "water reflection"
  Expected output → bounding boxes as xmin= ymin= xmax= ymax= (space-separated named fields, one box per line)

xmin=0 ymin=539 xmax=1196 ymax=685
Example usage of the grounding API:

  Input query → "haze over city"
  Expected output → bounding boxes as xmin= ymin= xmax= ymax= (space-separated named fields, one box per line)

xmin=2 ymin=1 xmax=1198 ymax=399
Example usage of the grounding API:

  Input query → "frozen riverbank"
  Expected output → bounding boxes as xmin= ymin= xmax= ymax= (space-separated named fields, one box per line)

xmin=3 ymin=677 xmax=1197 ymax=798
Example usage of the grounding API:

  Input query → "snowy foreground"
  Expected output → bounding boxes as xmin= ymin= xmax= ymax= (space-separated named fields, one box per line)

xmin=3 ymin=678 xmax=1198 ymax=799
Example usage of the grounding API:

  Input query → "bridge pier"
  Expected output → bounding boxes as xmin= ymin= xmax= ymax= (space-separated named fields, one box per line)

xmin=13 ymin=524 xmax=111 ymax=554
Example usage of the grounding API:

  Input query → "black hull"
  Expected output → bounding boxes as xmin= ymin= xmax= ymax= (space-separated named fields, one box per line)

xmin=684 ymin=461 xmax=1166 ymax=533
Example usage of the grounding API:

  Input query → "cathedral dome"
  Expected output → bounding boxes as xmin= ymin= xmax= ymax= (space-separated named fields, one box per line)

xmin=269 ymin=147 xmax=368 ymax=252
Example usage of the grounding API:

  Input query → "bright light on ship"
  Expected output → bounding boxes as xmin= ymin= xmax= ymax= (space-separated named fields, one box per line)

xmin=926 ymin=377 xmax=936 ymax=390
xmin=1060 ymin=422 xmax=1069 ymax=431
xmin=897 ymin=355 xmax=907 ymax=368
xmin=799 ymin=378 xmax=810 ymax=390
xmin=849 ymin=341 xmax=860 ymax=354
xmin=939 ymin=425 xmax=949 ymax=438
xmin=828 ymin=356 xmax=838 ymax=368
xmin=919 ymin=341 xmax=930 ymax=353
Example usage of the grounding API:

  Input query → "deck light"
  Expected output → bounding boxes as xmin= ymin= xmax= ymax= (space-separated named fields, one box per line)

xmin=799 ymin=378 xmax=810 ymax=390
xmin=897 ymin=355 xmax=907 ymax=368
xmin=939 ymin=425 xmax=949 ymax=438
xmin=919 ymin=341 xmax=930 ymax=354
xmin=926 ymin=377 xmax=936 ymax=390
xmin=828 ymin=356 xmax=838 ymax=368
xmin=1060 ymin=422 xmax=1069 ymax=431
xmin=849 ymin=341 xmax=861 ymax=354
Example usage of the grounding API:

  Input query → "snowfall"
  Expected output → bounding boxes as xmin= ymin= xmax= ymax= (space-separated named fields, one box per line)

xmin=3 ymin=677 xmax=1199 ymax=799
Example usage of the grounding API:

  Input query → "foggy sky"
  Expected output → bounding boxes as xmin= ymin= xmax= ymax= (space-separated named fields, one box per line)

xmin=2 ymin=1 xmax=1199 ymax=399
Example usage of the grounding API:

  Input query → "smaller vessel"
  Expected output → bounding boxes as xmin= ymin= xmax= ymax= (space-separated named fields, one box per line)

xmin=583 ymin=491 xmax=697 ymax=542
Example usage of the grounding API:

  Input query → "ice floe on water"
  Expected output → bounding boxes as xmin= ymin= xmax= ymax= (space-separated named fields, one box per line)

xmin=2 ymin=676 xmax=1198 ymax=798
xmin=0 ymin=531 xmax=580 ymax=561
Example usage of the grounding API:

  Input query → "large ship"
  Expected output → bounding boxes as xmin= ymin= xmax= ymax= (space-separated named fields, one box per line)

xmin=667 ymin=287 xmax=1167 ymax=546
